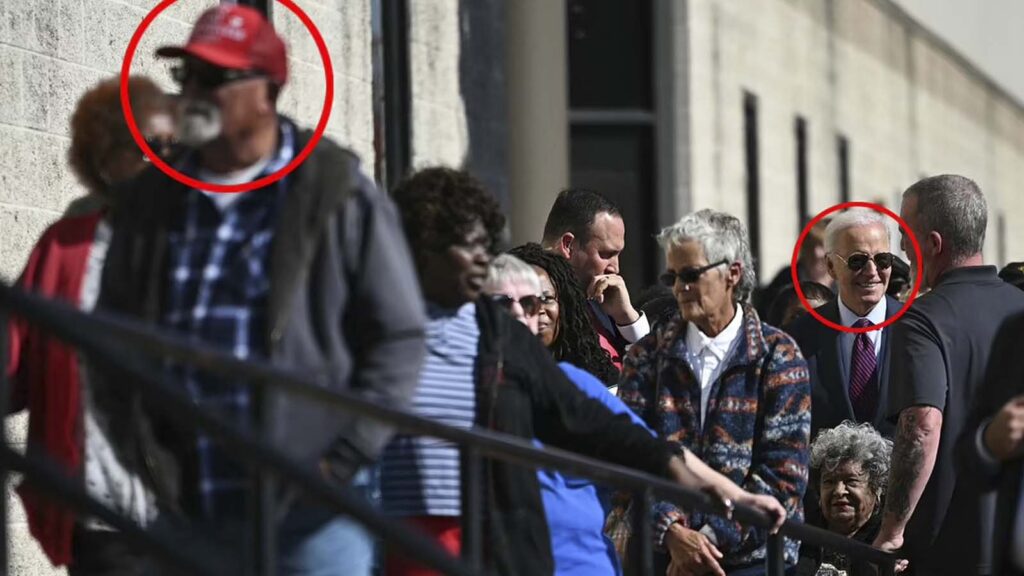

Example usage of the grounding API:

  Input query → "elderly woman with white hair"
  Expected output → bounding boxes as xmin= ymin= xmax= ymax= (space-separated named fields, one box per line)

xmin=798 ymin=422 xmax=892 ymax=576
xmin=617 ymin=209 xmax=811 ymax=576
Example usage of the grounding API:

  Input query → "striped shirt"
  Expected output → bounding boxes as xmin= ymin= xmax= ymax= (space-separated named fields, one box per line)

xmin=381 ymin=302 xmax=478 ymax=517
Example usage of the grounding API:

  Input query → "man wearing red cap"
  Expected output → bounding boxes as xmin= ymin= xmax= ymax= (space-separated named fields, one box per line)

xmin=92 ymin=5 xmax=426 ymax=575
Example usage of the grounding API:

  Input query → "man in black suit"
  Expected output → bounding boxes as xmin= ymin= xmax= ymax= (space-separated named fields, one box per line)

xmin=958 ymin=311 xmax=1024 ymax=575
xmin=789 ymin=209 xmax=898 ymax=440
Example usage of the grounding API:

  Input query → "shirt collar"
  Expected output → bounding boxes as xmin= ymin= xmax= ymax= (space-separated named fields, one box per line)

xmin=837 ymin=294 xmax=887 ymax=328
xmin=685 ymin=303 xmax=743 ymax=359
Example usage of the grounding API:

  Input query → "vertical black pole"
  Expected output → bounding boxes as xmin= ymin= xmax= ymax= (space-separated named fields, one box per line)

xmin=0 ymin=307 xmax=9 ymax=576
xmin=233 ymin=0 xmax=272 ymax=19
xmin=251 ymin=384 xmax=276 ymax=576
xmin=631 ymin=489 xmax=654 ymax=576
xmin=382 ymin=0 xmax=411 ymax=190
xmin=765 ymin=533 xmax=785 ymax=576
xmin=460 ymin=447 xmax=483 ymax=572
xmin=743 ymin=91 xmax=761 ymax=279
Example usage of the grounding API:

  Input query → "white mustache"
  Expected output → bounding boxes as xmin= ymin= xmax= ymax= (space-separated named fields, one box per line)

xmin=176 ymin=100 xmax=222 ymax=147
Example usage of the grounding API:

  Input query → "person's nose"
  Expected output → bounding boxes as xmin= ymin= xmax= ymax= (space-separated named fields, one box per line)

xmin=471 ymin=246 xmax=490 ymax=266
xmin=864 ymin=259 xmax=881 ymax=279
xmin=606 ymin=256 xmax=619 ymax=275
xmin=511 ymin=302 xmax=526 ymax=322
xmin=833 ymin=481 xmax=849 ymax=498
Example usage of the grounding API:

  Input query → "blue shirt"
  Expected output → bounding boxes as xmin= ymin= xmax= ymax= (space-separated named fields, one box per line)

xmin=162 ymin=121 xmax=294 ymax=518
xmin=539 ymin=363 xmax=652 ymax=576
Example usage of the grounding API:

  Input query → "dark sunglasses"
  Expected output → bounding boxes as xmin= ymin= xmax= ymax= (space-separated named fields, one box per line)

xmin=834 ymin=252 xmax=894 ymax=272
xmin=659 ymin=259 xmax=729 ymax=287
xmin=490 ymin=294 xmax=542 ymax=317
xmin=171 ymin=63 xmax=264 ymax=90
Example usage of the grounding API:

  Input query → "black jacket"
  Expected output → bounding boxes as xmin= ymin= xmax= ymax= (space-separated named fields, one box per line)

xmin=92 ymin=121 xmax=427 ymax=514
xmin=957 ymin=311 xmax=1024 ymax=576
xmin=787 ymin=295 xmax=899 ymax=440
xmin=472 ymin=298 xmax=677 ymax=575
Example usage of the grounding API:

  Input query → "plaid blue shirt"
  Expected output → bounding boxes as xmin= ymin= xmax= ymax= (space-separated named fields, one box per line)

xmin=163 ymin=121 xmax=295 ymax=518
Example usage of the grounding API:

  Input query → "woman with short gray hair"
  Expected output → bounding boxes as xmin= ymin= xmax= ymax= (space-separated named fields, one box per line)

xmin=799 ymin=422 xmax=892 ymax=575
xmin=656 ymin=209 xmax=757 ymax=304
xmin=617 ymin=209 xmax=811 ymax=574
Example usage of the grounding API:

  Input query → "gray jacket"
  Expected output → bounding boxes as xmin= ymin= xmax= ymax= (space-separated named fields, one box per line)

xmin=94 ymin=121 xmax=426 ymax=513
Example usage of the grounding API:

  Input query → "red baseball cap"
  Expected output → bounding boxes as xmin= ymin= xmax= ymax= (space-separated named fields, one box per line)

xmin=156 ymin=4 xmax=288 ymax=86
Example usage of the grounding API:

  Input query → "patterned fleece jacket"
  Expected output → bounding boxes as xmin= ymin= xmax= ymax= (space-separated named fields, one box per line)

xmin=617 ymin=304 xmax=810 ymax=567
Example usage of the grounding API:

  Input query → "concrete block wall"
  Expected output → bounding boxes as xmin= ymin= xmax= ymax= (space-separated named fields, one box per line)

xmin=0 ymin=0 xmax=377 ymax=573
xmin=408 ymin=0 xmax=469 ymax=170
xmin=682 ymin=0 xmax=1024 ymax=280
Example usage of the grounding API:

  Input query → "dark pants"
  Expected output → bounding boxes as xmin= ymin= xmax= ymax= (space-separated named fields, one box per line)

xmin=69 ymin=526 xmax=147 ymax=576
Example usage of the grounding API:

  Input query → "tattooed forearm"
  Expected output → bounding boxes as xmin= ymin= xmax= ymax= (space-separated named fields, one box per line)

xmin=884 ymin=406 xmax=943 ymax=523
xmin=888 ymin=414 xmax=925 ymax=519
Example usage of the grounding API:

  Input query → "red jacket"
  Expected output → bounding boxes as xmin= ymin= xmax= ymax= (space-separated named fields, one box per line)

xmin=7 ymin=211 xmax=103 ymax=566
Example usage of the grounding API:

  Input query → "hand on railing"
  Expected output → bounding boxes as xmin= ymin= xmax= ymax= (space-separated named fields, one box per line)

xmin=667 ymin=450 xmax=787 ymax=533
xmin=871 ymin=533 xmax=909 ymax=574
xmin=724 ymin=489 xmax=787 ymax=533
xmin=665 ymin=523 xmax=725 ymax=576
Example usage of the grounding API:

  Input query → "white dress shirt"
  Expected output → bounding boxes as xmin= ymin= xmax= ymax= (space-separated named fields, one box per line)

xmin=684 ymin=304 xmax=744 ymax=427
xmin=837 ymin=296 xmax=887 ymax=384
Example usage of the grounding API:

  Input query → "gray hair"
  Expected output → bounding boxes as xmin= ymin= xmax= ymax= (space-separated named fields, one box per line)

xmin=824 ymin=209 xmax=891 ymax=253
xmin=811 ymin=421 xmax=893 ymax=497
xmin=657 ymin=209 xmax=756 ymax=303
xmin=903 ymin=175 xmax=987 ymax=262
xmin=484 ymin=254 xmax=541 ymax=294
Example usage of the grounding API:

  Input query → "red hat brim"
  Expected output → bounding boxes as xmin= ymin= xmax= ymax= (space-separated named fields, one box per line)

xmin=155 ymin=43 xmax=254 ymax=71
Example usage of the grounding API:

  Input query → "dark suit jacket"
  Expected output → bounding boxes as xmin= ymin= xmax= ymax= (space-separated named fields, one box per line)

xmin=787 ymin=295 xmax=900 ymax=440
xmin=958 ymin=311 xmax=1024 ymax=576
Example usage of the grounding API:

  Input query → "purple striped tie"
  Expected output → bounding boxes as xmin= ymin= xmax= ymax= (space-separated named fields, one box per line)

xmin=849 ymin=318 xmax=878 ymax=422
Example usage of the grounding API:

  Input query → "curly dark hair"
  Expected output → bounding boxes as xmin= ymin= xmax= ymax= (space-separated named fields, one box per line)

xmin=68 ymin=76 xmax=169 ymax=198
xmin=508 ymin=242 xmax=618 ymax=386
xmin=392 ymin=167 xmax=506 ymax=260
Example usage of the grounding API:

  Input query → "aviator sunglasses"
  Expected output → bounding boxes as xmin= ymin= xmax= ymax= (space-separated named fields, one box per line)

xmin=833 ymin=251 xmax=895 ymax=272
xmin=659 ymin=259 xmax=729 ymax=287
xmin=490 ymin=294 xmax=543 ymax=317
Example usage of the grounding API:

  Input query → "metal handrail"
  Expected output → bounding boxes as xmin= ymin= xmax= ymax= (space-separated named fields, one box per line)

xmin=0 ymin=281 xmax=899 ymax=574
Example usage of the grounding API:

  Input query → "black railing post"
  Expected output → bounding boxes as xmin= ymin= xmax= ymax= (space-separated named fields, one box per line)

xmin=250 ymin=381 xmax=276 ymax=576
xmin=0 ymin=307 xmax=9 ymax=576
xmin=461 ymin=446 xmax=484 ymax=571
xmin=766 ymin=533 xmax=785 ymax=576
xmin=639 ymin=488 xmax=654 ymax=576
xmin=630 ymin=488 xmax=654 ymax=576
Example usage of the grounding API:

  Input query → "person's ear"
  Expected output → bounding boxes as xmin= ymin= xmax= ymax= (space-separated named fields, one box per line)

xmin=725 ymin=262 xmax=742 ymax=288
xmin=558 ymin=232 xmax=575 ymax=259
xmin=927 ymin=231 xmax=943 ymax=258
xmin=826 ymin=254 xmax=838 ymax=280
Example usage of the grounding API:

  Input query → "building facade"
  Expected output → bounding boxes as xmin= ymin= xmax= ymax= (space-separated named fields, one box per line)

xmin=2 ymin=0 xmax=1024 ymax=573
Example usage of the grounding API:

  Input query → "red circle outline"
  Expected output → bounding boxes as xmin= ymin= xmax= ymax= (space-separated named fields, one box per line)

xmin=791 ymin=202 xmax=923 ymax=334
xmin=119 ymin=0 xmax=334 ymax=193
